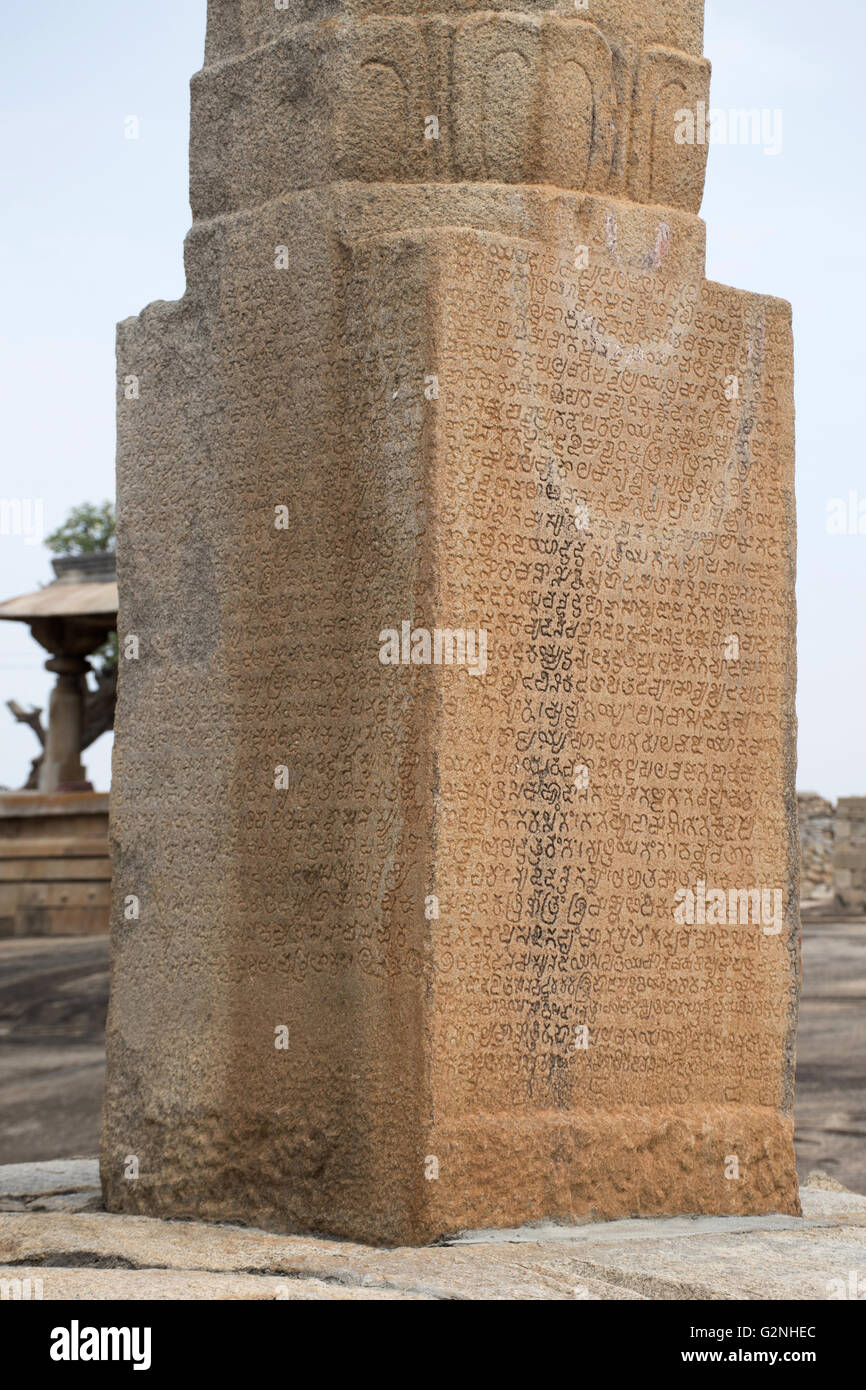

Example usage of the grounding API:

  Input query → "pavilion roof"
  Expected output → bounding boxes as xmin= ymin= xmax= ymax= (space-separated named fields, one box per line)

xmin=0 ymin=579 xmax=118 ymax=623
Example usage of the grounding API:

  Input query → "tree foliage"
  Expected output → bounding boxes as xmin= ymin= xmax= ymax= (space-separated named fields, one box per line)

xmin=45 ymin=500 xmax=116 ymax=555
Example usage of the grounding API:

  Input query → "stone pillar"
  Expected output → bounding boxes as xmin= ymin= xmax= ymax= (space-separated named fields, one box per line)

xmin=29 ymin=619 xmax=104 ymax=794
xmin=103 ymin=0 xmax=800 ymax=1243
xmin=40 ymin=654 xmax=91 ymax=794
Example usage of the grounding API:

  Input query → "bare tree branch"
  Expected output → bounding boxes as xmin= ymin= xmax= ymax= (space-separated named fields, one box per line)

xmin=6 ymin=700 xmax=45 ymax=747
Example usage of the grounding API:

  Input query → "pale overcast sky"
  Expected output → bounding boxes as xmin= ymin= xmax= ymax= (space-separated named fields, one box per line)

xmin=0 ymin=0 xmax=863 ymax=796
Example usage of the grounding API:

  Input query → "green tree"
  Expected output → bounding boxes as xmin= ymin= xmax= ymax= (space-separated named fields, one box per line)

xmin=45 ymin=500 xmax=115 ymax=555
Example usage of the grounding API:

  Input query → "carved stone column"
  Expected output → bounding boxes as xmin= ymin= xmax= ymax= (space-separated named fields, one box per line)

xmin=41 ymin=652 xmax=91 ymax=793
xmin=103 ymin=0 xmax=799 ymax=1243
xmin=30 ymin=618 xmax=111 ymax=794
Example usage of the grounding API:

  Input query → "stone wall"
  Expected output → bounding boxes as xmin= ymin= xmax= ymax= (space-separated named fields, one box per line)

xmin=0 ymin=793 xmax=110 ymax=936
xmin=798 ymin=794 xmax=866 ymax=915
xmin=798 ymin=793 xmax=835 ymax=906
xmin=833 ymin=798 xmax=866 ymax=913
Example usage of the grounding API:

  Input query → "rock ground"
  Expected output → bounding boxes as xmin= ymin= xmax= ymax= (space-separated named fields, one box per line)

xmin=1 ymin=1164 xmax=865 ymax=1299
xmin=0 ymin=937 xmax=107 ymax=1163
xmin=795 ymin=922 xmax=866 ymax=1186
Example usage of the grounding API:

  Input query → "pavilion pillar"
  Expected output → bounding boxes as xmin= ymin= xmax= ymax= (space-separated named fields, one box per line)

xmin=39 ymin=652 xmax=92 ymax=794
xmin=29 ymin=615 xmax=110 ymax=796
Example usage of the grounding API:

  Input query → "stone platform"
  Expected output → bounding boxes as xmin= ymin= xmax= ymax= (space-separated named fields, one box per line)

xmin=1 ymin=1162 xmax=864 ymax=1299
xmin=0 ymin=795 xmax=110 ymax=938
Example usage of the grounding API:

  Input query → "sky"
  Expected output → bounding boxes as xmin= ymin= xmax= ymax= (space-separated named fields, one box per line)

xmin=0 ymin=0 xmax=864 ymax=796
